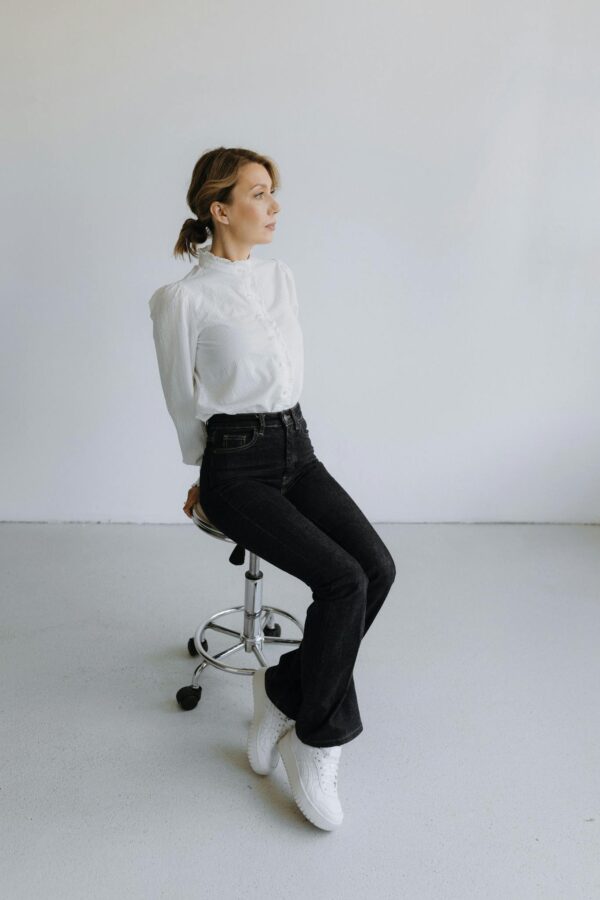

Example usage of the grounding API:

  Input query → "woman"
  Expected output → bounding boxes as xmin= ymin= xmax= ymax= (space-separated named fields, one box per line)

xmin=149 ymin=147 xmax=396 ymax=831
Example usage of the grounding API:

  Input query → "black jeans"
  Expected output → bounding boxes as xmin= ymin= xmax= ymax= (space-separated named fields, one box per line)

xmin=199 ymin=402 xmax=396 ymax=748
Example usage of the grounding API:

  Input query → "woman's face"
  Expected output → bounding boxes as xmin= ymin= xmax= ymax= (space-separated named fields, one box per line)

xmin=211 ymin=162 xmax=280 ymax=247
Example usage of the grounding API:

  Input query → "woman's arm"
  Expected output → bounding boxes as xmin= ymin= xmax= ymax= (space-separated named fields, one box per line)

xmin=148 ymin=283 xmax=207 ymax=467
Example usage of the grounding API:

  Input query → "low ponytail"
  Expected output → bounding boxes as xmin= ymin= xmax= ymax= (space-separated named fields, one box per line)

xmin=173 ymin=216 xmax=210 ymax=261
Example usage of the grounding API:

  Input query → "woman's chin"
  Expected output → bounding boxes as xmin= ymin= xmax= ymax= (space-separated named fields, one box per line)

xmin=249 ymin=231 xmax=275 ymax=248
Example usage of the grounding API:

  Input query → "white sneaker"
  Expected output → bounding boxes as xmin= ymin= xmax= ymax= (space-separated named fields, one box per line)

xmin=247 ymin=667 xmax=295 ymax=775
xmin=277 ymin=725 xmax=344 ymax=830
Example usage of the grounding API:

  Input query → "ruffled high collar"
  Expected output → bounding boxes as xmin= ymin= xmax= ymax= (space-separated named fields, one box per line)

xmin=197 ymin=244 xmax=255 ymax=273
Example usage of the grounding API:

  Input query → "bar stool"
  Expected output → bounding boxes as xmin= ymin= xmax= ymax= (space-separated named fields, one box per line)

xmin=176 ymin=501 xmax=304 ymax=710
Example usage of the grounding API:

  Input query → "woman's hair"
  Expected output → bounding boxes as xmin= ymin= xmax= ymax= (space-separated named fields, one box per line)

xmin=173 ymin=147 xmax=281 ymax=261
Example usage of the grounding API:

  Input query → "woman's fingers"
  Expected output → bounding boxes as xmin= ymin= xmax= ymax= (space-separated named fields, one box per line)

xmin=183 ymin=484 xmax=201 ymax=519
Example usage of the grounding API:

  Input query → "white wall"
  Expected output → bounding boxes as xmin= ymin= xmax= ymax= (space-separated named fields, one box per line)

xmin=1 ymin=0 xmax=599 ymax=523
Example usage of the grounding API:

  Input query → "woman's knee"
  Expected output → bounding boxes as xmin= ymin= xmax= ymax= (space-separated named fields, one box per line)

xmin=319 ymin=556 xmax=369 ymax=600
xmin=371 ymin=544 xmax=396 ymax=592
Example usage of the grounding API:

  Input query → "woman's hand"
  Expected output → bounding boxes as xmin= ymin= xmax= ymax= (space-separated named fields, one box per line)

xmin=183 ymin=483 xmax=211 ymax=523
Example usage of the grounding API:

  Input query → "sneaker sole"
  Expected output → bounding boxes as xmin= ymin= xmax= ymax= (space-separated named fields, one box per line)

xmin=278 ymin=730 xmax=343 ymax=831
xmin=247 ymin=667 xmax=280 ymax=775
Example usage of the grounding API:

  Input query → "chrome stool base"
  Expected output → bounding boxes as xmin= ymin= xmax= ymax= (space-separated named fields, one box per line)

xmin=176 ymin=504 xmax=304 ymax=711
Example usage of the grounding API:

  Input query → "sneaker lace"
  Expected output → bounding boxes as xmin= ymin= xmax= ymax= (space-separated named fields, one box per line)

xmin=316 ymin=747 xmax=340 ymax=793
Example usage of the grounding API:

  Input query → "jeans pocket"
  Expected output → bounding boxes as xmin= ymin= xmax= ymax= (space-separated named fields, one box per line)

xmin=210 ymin=425 xmax=260 ymax=453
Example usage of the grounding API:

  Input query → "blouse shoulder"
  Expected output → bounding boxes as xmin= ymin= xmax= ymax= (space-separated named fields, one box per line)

xmin=275 ymin=258 xmax=293 ymax=276
xmin=148 ymin=279 xmax=203 ymax=322
xmin=274 ymin=258 xmax=298 ymax=315
xmin=275 ymin=258 xmax=297 ymax=289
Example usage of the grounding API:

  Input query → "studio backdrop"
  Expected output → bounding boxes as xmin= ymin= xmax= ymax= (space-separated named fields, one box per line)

xmin=1 ymin=0 xmax=598 ymax=524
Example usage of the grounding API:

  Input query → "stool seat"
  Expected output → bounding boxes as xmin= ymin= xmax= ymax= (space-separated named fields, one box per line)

xmin=191 ymin=501 xmax=233 ymax=542
xmin=176 ymin=496 xmax=304 ymax=712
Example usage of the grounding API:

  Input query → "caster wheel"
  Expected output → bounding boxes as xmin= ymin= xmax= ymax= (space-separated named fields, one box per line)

xmin=264 ymin=623 xmax=281 ymax=637
xmin=188 ymin=637 xmax=208 ymax=656
xmin=177 ymin=685 xmax=202 ymax=710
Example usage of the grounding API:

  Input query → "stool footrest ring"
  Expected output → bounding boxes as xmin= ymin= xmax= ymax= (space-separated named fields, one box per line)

xmin=190 ymin=605 xmax=303 ymax=679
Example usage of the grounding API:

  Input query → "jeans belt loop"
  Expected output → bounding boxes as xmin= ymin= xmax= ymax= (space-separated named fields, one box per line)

xmin=258 ymin=413 xmax=265 ymax=435
xmin=290 ymin=405 xmax=301 ymax=430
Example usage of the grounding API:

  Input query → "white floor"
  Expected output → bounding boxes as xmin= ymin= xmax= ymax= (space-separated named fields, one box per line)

xmin=2 ymin=522 xmax=599 ymax=899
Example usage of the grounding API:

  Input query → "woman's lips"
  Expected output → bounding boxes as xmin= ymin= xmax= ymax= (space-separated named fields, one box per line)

xmin=266 ymin=223 xmax=276 ymax=229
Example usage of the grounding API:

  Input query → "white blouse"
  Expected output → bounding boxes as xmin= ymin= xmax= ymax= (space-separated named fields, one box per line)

xmin=148 ymin=245 xmax=304 ymax=472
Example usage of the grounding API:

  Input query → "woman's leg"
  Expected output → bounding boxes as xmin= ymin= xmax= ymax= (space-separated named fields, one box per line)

xmin=266 ymin=459 xmax=396 ymax=742
xmin=286 ymin=458 xmax=396 ymax=637
xmin=200 ymin=458 xmax=396 ymax=747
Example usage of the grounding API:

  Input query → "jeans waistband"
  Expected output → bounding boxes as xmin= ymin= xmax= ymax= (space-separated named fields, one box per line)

xmin=206 ymin=402 xmax=303 ymax=432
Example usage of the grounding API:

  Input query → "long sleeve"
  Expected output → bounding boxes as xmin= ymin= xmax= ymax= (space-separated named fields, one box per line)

xmin=149 ymin=283 xmax=207 ymax=467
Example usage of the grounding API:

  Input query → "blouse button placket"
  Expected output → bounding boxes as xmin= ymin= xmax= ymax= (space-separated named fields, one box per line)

xmin=247 ymin=275 xmax=294 ymax=404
